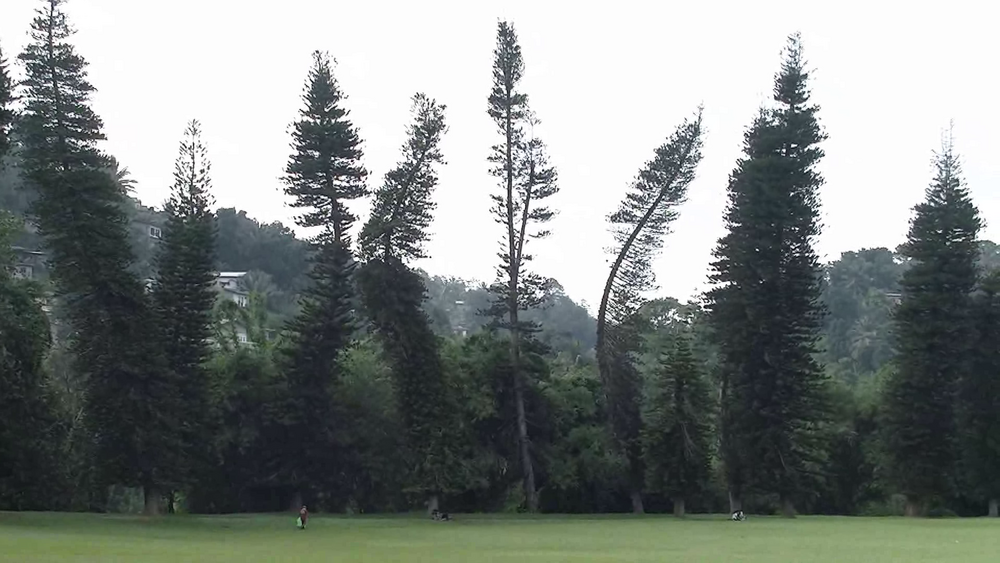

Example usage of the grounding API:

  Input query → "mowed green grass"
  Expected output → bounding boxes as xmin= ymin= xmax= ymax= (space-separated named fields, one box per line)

xmin=2 ymin=512 xmax=999 ymax=562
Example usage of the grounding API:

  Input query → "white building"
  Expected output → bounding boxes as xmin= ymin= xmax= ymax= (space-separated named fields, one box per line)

xmin=215 ymin=271 xmax=250 ymax=308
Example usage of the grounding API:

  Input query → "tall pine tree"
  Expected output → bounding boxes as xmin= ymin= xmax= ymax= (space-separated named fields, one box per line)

xmin=281 ymin=50 xmax=368 ymax=508
xmin=642 ymin=333 xmax=714 ymax=517
xmin=17 ymin=0 xmax=177 ymax=513
xmin=596 ymin=112 xmax=704 ymax=513
xmin=151 ymin=120 xmax=217 ymax=495
xmin=883 ymin=132 xmax=981 ymax=516
xmin=357 ymin=94 xmax=465 ymax=511
xmin=959 ymin=269 xmax=1000 ymax=517
xmin=707 ymin=34 xmax=828 ymax=517
xmin=485 ymin=21 xmax=559 ymax=512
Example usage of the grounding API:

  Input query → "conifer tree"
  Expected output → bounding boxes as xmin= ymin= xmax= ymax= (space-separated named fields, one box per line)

xmin=485 ymin=21 xmax=559 ymax=512
xmin=959 ymin=269 xmax=1000 ymax=517
xmin=152 ymin=120 xmax=217 ymax=488
xmin=707 ymin=34 xmax=828 ymax=517
xmin=358 ymin=94 xmax=445 ymax=264
xmin=281 ymin=50 xmax=368 ymax=506
xmin=17 ymin=0 xmax=177 ymax=513
xmin=883 ymin=132 xmax=981 ymax=516
xmin=642 ymin=333 xmax=714 ymax=517
xmin=357 ymin=94 xmax=464 ymax=510
xmin=596 ymin=112 xmax=704 ymax=513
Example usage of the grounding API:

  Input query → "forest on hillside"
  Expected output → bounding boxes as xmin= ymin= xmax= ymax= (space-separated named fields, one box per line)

xmin=3 ymin=0 xmax=1000 ymax=518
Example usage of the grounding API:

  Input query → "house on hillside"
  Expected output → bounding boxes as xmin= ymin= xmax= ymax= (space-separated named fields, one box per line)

xmin=11 ymin=245 xmax=45 ymax=281
xmin=215 ymin=271 xmax=250 ymax=308
xmin=212 ymin=271 xmax=253 ymax=346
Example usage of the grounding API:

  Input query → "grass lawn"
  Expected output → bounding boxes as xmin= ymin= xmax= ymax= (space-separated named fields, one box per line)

xmin=2 ymin=512 xmax=999 ymax=562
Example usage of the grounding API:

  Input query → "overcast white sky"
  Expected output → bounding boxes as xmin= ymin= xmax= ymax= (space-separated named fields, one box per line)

xmin=3 ymin=0 xmax=999 ymax=308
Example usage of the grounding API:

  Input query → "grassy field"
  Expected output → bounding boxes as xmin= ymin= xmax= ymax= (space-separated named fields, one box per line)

xmin=2 ymin=512 xmax=999 ymax=562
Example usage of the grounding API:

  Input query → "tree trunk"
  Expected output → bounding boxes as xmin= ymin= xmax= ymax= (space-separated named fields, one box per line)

xmin=143 ymin=484 xmax=160 ymax=516
xmin=780 ymin=497 xmax=796 ymax=518
xmin=630 ymin=490 xmax=644 ymax=514
xmin=427 ymin=494 xmax=440 ymax=515
xmin=989 ymin=499 xmax=998 ymax=518
xmin=672 ymin=497 xmax=685 ymax=517
xmin=904 ymin=497 xmax=923 ymax=517
xmin=289 ymin=491 xmax=303 ymax=512
xmin=513 ymin=377 xmax=538 ymax=512
xmin=167 ymin=490 xmax=176 ymax=514
xmin=728 ymin=491 xmax=742 ymax=513
xmin=509 ymin=325 xmax=538 ymax=512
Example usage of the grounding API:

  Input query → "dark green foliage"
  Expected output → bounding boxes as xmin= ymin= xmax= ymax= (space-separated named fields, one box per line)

xmin=958 ymin=270 xmax=1000 ymax=512
xmin=17 ymin=0 xmax=176 ymax=500
xmin=707 ymin=34 xmax=829 ymax=513
xmin=334 ymin=340 xmax=410 ymax=512
xmin=279 ymin=49 xmax=367 ymax=505
xmin=359 ymin=93 xmax=445 ymax=263
xmin=538 ymin=357 xmax=626 ymax=513
xmin=0 ymin=212 xmax=57 ymax=510
xmin=283 ymin=50 xmax=367 ymax=244
xmin=358 ymin=261 xmax=465 ymax=501
xmin=281 ymin=239 xmax=357 ymax=502
xmin=189 ymin=346 xmax=288 ymax=513
xmin=642 ymin=334 xmax=714 ymax=511
xmin=596 ymin=113 xmax=704 ymax=511
xmin=358 ymin=94 xmax=465 ymax=506
xmin=883 ymin=136 xmax=982 ymax=514
xmin=215 ymin=208 xmax=310 ymax=290
xmin=151 ymin=120 xmax=217 ymax=486
xmin=442 ymin=331 xmax=552 ymax=511
xmin=213 ymin=208 xmax=309 ymax=322
xmin=484 ymin=21 xmax=559 ymax=512
xmin=812 ymin=371 xmax=887 ymax=515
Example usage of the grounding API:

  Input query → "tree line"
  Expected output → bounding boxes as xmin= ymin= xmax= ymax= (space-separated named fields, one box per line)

xmin=1 ymin=0 xmax=998 ymax=518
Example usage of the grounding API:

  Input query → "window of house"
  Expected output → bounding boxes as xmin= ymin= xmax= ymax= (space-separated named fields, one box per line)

xmin=237 ymin=333 xmax=248 ymax=344
xmin=14 ymin=265 xmax=33 ymax=279
xmin=149 ymin=226 xmax=162 ymax=239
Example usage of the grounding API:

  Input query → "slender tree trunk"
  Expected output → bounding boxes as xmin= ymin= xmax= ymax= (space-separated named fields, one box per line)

xmin=427 ymin=494 xmax=440 ymax=515
xmin=143 ymin=484 xmax=160 ymax=516
xmin=672 ymin=497 xmax=685 ymax=517
xmin=989 ymin=499 xmax=998 ymax=518
xmin=289 ymin=491 xmax=303 ymax=512
xmin=904 ymin=497 xmax=923 ymax=517
xmin=500 ymin=67 xmax=538 ymax=514
xmin=511 ymin=351 xmax=538 ymax=512
xmin=630 ymin=490 xmax=644 ymax=514
xmin=167 ymin=490 xmax=176 ymax=514
xmin=780 ymin=497 xmax=796 ymax=518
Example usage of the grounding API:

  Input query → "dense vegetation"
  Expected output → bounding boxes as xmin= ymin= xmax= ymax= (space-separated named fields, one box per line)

xmin=2 ymin=0 xmax=999 ymax=518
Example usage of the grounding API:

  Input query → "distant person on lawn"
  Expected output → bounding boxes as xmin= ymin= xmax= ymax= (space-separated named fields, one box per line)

xmin=297 ymin=505 xmax=309 ymax=529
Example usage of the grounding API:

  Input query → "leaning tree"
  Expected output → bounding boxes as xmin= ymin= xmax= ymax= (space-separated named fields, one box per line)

xmin=597 ymin=111 xmax=704 ymax=513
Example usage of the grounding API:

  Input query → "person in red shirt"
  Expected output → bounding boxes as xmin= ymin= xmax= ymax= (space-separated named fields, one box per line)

xmin=298 ymin=505 xmax=309 ymax=529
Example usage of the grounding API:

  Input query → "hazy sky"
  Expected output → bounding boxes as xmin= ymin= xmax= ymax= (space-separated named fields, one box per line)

xmin=3 ymin=0 xmax=999 ymax=308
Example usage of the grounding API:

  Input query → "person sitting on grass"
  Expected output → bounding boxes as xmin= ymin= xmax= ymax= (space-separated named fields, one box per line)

xmin=297 ymin=505 xmax=309 ymax=529
xmin=430 ymin=508 xmax=451 ymax=521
